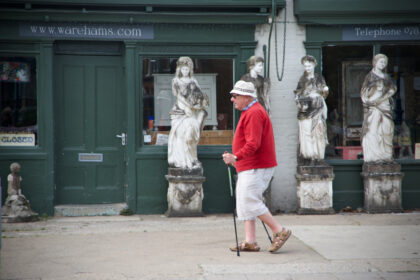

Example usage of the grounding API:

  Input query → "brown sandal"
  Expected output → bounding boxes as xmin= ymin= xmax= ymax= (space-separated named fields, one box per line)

xmin=230 ymin=241 xmax=260 ymax=252
xmin=268 ymin=228 xmax=291 ymax=253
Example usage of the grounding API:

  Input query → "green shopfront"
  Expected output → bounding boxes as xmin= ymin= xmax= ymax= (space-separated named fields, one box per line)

xmin=294 ymin=0 xmax=420 ymax=210
xmin=2 ymin=0 xmax=420 ymax=216
xmin=0 ymin=0 xmax=286 ymax=215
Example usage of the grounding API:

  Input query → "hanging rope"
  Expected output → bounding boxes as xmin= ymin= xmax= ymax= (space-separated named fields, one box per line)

xmin=274 ymin=5 xmax=287 ymax=81
xmin=266 ymin=0 xmax=287 ymax=82
xmin=266 ymin=0 xmax=276 ymax=78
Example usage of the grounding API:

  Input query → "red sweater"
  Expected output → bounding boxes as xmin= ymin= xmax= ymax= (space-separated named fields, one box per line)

xmin=233 ymin=102 xmax=277 ymax=172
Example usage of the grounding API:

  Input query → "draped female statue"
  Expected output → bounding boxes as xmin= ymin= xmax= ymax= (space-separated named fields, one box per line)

xmin=294 ymin=55 xmax=329 ymax=161
xmin=167 ymin=57 xmax=209 ymax=169
xmin=361 ymin=54 xmax=396 ymax=162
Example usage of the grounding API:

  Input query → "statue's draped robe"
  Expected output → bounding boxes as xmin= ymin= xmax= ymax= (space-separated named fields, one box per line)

xmin=294 ymin=73 xmax=328 ymax=160
xmin=168 ymin=77 xmax=208 ymax=169
xmin=361 ymin=71 xmax=396 ymax=162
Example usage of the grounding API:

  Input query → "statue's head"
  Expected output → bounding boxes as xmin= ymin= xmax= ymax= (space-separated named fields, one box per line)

xmin=10 ymin=162 xmax=21 ymax=173
xmin=301 ymin=55 xmax=317 ymax=76
xmin=176 ymin=57 xmax=194 ymax=78
xmin=301 ymin=55 xmax=317 ymax=66
xmin=246 ymin=56 xmax=264 ymax=72
xmin=372 ymin=54 xmax=388 ymax=70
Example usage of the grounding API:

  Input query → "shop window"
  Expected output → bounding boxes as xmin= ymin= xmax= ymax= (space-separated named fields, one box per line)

xmin=322 ymin=45 xmax=372 ymax=159
xmin=380 ymin=45 xmax=420 ymax=159
xmin=142 ymin=58 xmax=233 ymax=146
xmin=0 ymin=57 xmax=37 ymax=147
xmin=323 ymin=45 xmax=420 ymax=160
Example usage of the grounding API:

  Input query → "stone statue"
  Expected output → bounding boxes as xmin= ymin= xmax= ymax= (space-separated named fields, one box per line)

xmin=294 ymin=55 xmax=329 ymax=161
xmin=2 ymin=162 xmax=39 ymax=222
xmin=7 ymin=162 xmax=22 ymax=196
xmin=167 ymin=56 xmax=209 ymax=169
xmin=241 ymin=56 xmax=271 ymax=115
xmin=361 ymin=54 xmax=397 ymax=163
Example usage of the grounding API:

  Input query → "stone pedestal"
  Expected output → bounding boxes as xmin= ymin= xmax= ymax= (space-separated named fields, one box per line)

xmin=361 ymin=162 xmax=403 ymax=213
xmin=165 ymin=167 xmax=205 ymax=217
xmin=296 ymin=163 xmax=335 ymax=214
xmin=2 ymin=194 xmax=39 ymax=223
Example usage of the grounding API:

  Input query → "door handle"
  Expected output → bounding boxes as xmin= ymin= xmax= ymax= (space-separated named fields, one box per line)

xmin=116 ymin=133 xmax=126 ymax=146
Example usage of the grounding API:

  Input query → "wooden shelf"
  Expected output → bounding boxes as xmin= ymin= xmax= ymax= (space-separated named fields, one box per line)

xmin=147 ymin=130 xmax=233 ymax=145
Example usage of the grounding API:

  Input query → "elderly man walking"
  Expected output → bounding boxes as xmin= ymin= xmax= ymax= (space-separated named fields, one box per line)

xmin=223 ymin=80 xmax=291 ymax=253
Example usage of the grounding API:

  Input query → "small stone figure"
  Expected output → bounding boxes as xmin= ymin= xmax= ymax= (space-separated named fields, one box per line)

xmin=2 ymin=162 xmax=39 ymax=222
xmin=241 ymin=56 xmax=271 ymax=115
xmin=361 ymin=54 xmax=397 ymax=163
xmin=294 ymin=55 xmax=329 ymax=161
xmin=167 ymin=56 xmax=209 ymax=170
xmin=7 ymin=162 xmax=22 ymax=196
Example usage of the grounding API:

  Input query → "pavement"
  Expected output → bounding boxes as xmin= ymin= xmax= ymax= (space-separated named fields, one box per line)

xmin=1 ymin=212 xmax=420 ymax=280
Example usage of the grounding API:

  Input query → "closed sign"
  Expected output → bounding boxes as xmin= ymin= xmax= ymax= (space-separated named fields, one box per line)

xmin=0 ymin=133 xmax=35 ymax=146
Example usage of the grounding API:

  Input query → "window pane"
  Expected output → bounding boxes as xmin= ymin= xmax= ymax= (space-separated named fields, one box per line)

xmin=142 ymin=57 xmax=233 ymax=146
xmin=380 ymin=45 xmax=420 ymax=159
xmin=0 ymin=57 xmax=37 ymax=147
xmin=322 ymin=45 xmax=373 ymax=159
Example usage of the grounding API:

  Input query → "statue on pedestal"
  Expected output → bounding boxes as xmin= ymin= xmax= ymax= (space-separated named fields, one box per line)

xmin=294 ymin=55 xmax=329 ymax=162
xmin=2 ymin=162 xmax=39 ymax=222
xmin=361 ymin=53 xmax=397 ymax=163
xmin=294 ymin=55 xmax=334 ymax=215
xmin=241 ymin=56 xmax=271 ymax=115
xmin=360 ymin=54 xmax=403 ymax=213
xmin=166 ymin=57 xmax=208 ymax=217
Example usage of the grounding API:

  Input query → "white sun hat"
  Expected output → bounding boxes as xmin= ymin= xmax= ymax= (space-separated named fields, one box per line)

xmin=230 ymin=80 xmax=257 ymax=98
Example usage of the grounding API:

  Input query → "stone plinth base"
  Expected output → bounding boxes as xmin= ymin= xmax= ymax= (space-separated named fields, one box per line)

xmin=296 ymin=164 xmax=335 ymax=215
xmin=2 ymin=213 xmax=39 ymax=223
xmin=361 ymin=162 xmax=403 ymax=213
xmin=165 ymin=167 xmax=205 ymax=217
xmin=1 ymin=194 xmax=39 ymax=223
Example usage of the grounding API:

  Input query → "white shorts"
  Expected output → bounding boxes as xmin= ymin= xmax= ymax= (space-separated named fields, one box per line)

xmin=236 ymin=167 xmax=275 ymax=221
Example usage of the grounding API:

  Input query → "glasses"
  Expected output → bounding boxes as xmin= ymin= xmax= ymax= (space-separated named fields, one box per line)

xmin=230 ymin=94 xmax=239 ymax=99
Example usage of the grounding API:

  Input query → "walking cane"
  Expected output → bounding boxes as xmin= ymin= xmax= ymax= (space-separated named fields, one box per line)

xmin=227 ymin=165 xmax=240 ymax=257
xmin=262 ymin=177 xmax=274 ymax=243
xmin=262 ymin=221 xmax=272 ymax=243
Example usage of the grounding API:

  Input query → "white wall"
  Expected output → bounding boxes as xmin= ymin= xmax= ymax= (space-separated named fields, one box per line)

xmin=254 ymin=0 xmax=306 ymax=212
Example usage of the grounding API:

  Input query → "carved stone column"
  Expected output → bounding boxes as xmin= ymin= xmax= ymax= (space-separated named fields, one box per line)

xmin=165 ymin=167 xmax=205 ymax=217
xmin=361 ymin=162 xmax=403 ymax=213
xmin=296 ymin=163 xmax=335 ymax=214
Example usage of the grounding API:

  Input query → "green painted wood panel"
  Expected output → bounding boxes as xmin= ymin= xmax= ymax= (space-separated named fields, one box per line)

xmin=136 ymin=157 xmax=168 ymax=214
xmin=202 ymin=158 xmax=235 ymax=214
xmin=54 ymin=54 xmax=126 ymax=204
xmin=328 ymin=160 xmax=364 ymax=211
xmin=294 ymin=0 xmax=420 ymax=25
xmin=399 ymin=161 xmax=420 ymax=210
